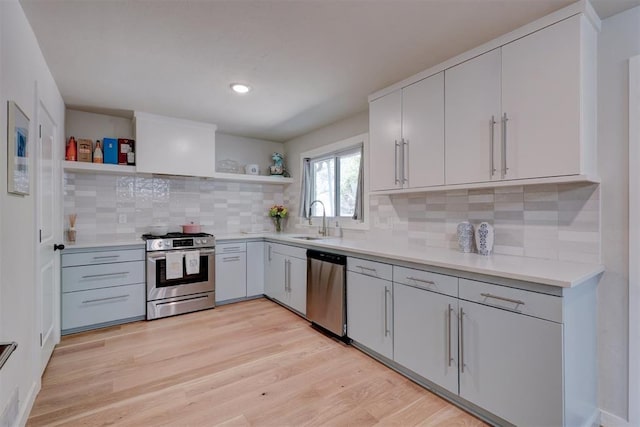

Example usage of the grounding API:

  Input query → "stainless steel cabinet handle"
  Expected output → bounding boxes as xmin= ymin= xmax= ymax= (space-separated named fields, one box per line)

xmin=82 ymin=294 xmax=129 ymax=304
xmin=394 ymin=140 xmax=400 ymax=184
xmin=501 ymin=112 xmax=509 ymax=177
xmin=222 ymin=256 xmax=241 ymax=262
xmin=490 ymin=116 xmax=496 ymax=177
xmin=406 ymin=276 xmax=435 ymax=285
xmin=356 ymin=265 xmax=376 ymax=272
xmin=402 ymin=138 xmax=408 ymax=184
xmin=81 ymin=271 xmax=128 ymax=279
xmin=459 ymin=307 xmax=465 ymax=373
xmin=222 ymin=246 xmax=241 ymax=252
xmin=92 ymin=255 xmax=120 ymax=260
xmin=384 ymin=286 xmax=390 ymax=337
xmin=480 ymin=292 xmax=525 ymax=306
xmin=284 ymin=259 xmax=291 ymax=292
xmin=447 ymin=304 xmax=453 ymax=368
xmin=268 ymin=245 xmax=272 ymax=261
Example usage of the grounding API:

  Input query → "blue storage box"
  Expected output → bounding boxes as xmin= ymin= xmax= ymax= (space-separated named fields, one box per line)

xmin=103 ymin=138 xmax=118 ymax=164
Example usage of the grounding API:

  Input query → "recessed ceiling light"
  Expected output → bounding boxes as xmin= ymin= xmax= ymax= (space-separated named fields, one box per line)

xmin=230 ymin=83 xmax=251 ymax=94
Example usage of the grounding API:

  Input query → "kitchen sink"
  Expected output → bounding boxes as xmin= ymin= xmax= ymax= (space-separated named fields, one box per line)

xmin=291 ymin=236 xmax=326 ymax=241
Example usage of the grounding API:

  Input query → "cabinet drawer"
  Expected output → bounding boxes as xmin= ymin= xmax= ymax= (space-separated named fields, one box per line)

xmin=270 ymin=243 xmax=307 ymax=260
xmin=62 ymin=248 xmax=145 ymax=267
xmin=393 ymin=266 xmax=458 ymax=297
xmin=216 ymin=242 xmax=246 ymax=254
xmin=62 ymin=283 xmax=145 ymax=331
xmin=459 ymin=279 xmax=562 ymax=323
xmin=62 ymin=261 xmax=145 ymax=293
xmin=347 ymin=257 xmax=392 ymax=281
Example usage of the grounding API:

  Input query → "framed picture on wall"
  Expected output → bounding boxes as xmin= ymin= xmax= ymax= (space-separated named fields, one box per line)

xmin=7 ymin=100 xmax=30 ymax=195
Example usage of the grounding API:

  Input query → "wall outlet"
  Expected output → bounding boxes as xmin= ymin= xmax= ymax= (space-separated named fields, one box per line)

xmin=118 ymin=214 xmax=127 ymax=224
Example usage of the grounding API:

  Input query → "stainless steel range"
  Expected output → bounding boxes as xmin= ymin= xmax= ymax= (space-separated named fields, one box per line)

xmin=142 ymin=232 xmax=216 ymax=320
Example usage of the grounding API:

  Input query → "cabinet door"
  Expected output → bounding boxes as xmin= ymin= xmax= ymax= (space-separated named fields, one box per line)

xmin=369 ymin=90 xmax=402 ymax=192
xmin=246 ymin=242 xmax=265 ymax=297
xmin=264 ymin=244 xmax=285 ymax=301
xmin=502 ymin=15 xmax=582 ymax=180
xmin=445 ymin=49 xmax=501 ymax=185
xmin=459 ymin=301 xmax=563 ymax=426
xmin=403 ymin=72 xmax=445 ymax=188
xmin=346 ymin=271 xmax=393 ymax=359
xmin=215 ymin=252 xmax=247 ymax=303
xmin=286 ymin=256 xmax=307 ymax=315
xmin=393 ymin=283 xmax=458 ymax=394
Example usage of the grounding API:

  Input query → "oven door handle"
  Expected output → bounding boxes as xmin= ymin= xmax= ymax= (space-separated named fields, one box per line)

xmin=147 ymin=249 xmax=216 ymax=261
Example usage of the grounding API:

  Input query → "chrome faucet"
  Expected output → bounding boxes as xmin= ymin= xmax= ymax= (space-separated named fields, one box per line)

xmin=309 ymin=200 xmax=327 ymax=236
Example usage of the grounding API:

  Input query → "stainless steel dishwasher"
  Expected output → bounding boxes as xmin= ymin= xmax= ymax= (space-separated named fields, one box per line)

xmin=307 ymin=250 xmax=347 ymax=338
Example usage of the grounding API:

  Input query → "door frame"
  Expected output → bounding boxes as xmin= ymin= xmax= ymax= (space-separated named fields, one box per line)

xmin=628 ymin=54 xmax=639 ymax=426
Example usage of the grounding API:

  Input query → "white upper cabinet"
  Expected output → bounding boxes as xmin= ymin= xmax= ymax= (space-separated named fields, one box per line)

xmin=501 ymin=14 xmax=596 ymax=180
xmin=370 ymin=72 xmax=445 ymax=192
xmin=403 ymin=73 xmax=445 ymax=188
xmin=134 ymin=112 xmax=216 ymax=178
xmin=371 ymin=6 xmax=599 ymax=192
xmin=445 ymin=49 xmax=502 ymax=185
xmin=369 ymin=90 xmax=402 ymax=192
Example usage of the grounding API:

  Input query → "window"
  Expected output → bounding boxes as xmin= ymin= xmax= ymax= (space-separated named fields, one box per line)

xmin=299 ymin=133 xmax=368 ymax=230
xmin=309 ymin=146 xmax=361 ymax=218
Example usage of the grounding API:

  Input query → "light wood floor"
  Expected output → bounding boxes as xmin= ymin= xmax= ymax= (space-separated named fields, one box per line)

xmin=28 ymin=298 xmax=486 ymax=426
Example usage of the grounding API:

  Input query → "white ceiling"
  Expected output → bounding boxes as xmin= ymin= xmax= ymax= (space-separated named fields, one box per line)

xmin=19 ymin=0 xmax=640 ymax=142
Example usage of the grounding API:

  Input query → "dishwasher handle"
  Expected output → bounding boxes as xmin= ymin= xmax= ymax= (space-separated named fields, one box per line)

xmin=306 ymin=250 xmax=346 ymax=265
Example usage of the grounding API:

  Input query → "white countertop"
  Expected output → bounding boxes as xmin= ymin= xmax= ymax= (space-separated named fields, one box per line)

xmin=63 ymin=238 xmax=145 ymax=250
xmin=67 ymin=232 xmax=604 ymax=288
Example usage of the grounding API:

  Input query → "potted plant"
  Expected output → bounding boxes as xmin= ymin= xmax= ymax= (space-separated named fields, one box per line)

xmin=269 ymin=205 xmax=288 ymax=232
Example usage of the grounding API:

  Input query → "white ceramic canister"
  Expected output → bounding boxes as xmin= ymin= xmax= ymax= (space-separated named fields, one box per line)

xmin=456 ymin=221 xmax=475 ymax=253
xmin=475 ymin=222 xmax=495 ymax=256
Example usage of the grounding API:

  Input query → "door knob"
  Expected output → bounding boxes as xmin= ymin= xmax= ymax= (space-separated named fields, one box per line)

xmin=54 ymin=243 xmax=65 ymax=251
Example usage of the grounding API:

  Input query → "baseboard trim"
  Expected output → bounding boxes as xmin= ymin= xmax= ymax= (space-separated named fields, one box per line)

xmin=16 ymin=379 xmax=40 ymax=427
xmin=601 ymin=410 xmax=630 ymax=427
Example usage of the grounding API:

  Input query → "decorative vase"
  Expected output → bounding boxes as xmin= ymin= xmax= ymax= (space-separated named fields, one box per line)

xmin=457 ymin=221 xmax=475 ymax=253
xmin=273 ymin=217 xmax=283 ymax=232
xmin=475 ymin=222 xmax=494 ymax=256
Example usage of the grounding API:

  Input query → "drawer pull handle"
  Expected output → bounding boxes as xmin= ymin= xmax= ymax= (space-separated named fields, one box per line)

xmin=406 ymin=276 xmax=435 ymax=285
xmin=222 ymin=256 xmax=241 ymax=262
xmin=223 ymin=247 xmax=241 ymax=252
xmin=92 ymin=255 xmax=120 ymax=260
xmin=81 ymin=272 xmax=128 ymax=279
xmin=480 ymin=293 xmax=525 ymax=306
xmin=82 ymin=294 xmax=129 ymax=304
xmin=356 ymin=265 xmax=377 ymax=272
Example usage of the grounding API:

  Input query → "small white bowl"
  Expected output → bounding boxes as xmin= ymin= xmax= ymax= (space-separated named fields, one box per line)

xmin=148 ymin=224 xmax=169 ymax=236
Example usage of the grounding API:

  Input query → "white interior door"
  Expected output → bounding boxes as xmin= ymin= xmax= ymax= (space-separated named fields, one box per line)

xmin=36 ymin=101 xmax=61 ymax=373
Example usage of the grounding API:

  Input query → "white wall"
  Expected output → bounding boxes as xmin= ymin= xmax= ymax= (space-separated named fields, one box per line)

xmin=65 ymin=109 xmax=134 ymax=141
xmin=0 ymin=1 xmax=65 ymax=425
xmin=598 ymin=6 xmax=640 ymax=424
xmin=216 ymin=133 xmax=284 ymax=176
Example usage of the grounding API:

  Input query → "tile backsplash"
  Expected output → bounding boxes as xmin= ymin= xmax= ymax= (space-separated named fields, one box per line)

xmin=286 ymin=182 xmax=600 ymax=264
xmin=64 ymin=172 xmax=284 ymax=241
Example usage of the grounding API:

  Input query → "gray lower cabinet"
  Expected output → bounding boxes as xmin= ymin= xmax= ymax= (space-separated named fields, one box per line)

xmin=264 ymin=242 xmax=307 ymax=315
xmin=61 ymin=246 xmax=145 ymax=334
xmin=215 ymin=243 xmax=247 ymax=303
xmin=346 ymin=258 xmax=393 ymax=359
xmin=393 ymin=282 xmax=459 ymax=395
xmin=348 ymin=259 xmax=596 ymax=427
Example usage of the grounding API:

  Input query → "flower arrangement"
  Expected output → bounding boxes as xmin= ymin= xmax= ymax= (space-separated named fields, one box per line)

xmin=269 ymin=205 xmax=288 ymax=232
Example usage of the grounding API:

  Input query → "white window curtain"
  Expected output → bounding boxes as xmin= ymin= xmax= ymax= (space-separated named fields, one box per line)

xmin=352 ymin=146 xmax=364 ymax=221
xmin=299 ymin=158 xmax=312 ymax=219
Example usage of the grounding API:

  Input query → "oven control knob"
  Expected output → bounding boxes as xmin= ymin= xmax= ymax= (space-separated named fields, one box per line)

xmin=195 ymin=239 xmax=201 ymax=244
